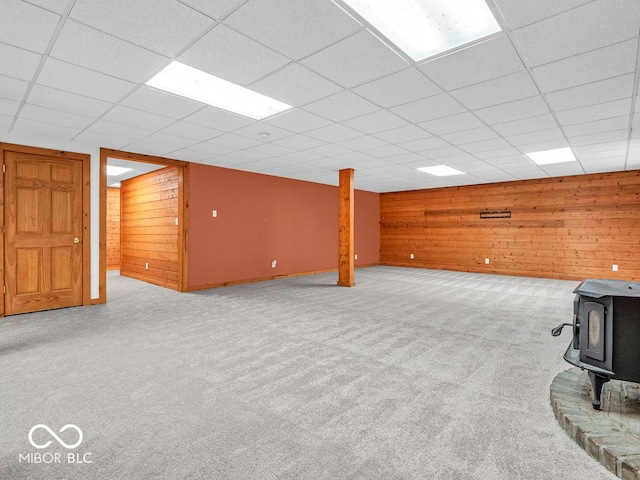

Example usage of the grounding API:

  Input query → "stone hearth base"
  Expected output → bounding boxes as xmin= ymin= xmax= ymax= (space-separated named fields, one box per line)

xmin=551 ymin=368 xmax=640 ymax=479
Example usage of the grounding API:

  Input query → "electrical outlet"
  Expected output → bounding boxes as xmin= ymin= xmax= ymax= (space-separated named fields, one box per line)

xmin=145 ymin=262 xmax=149 ymax=270
xmin=410 ymin=253 xmax=414 ymax=259
xmin=485 ymin=258 xmax=490 ymax=264
xmin=355 ymin=254 xmax=358 ymax=260
xmin=613 ymin=264 xmax=619 ymax=272
xmin=212 ymin=210 xmax=217 ymax=218
xmin=271 ymin=260 xmax=277 ymax=268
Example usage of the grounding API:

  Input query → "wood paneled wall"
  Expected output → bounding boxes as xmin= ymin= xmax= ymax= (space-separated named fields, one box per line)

xmin=380 ymin=170 xmax=640 ymax=281
xmin=120 ymin=167 xmax=179 ymax=289
xmin=106 ymin=187 xmax=120 ymax=270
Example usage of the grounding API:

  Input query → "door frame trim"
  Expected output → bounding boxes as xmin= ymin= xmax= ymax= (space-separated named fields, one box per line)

xmin=98 ymin=148 xmax=189 ymax=304
xmin=0 ymin=142 xmax=92 ymax=317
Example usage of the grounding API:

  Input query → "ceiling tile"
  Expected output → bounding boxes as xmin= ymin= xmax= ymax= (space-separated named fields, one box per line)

xmin=178 ymin=0 xmax=245 ymax=19
xmin=577 ymin=149 xmax=627 ymax=161
xmin=0 ymin=75 xmax=30 ymax=101
xmin=249 ymin=63 xmax=342 ymax=106
xmin=555 ymin=98 xmax=632 ymax=126
xmin=13 ymin=117 xmax=81 ymax=142
xmin=440 ymin=127 xmax=498 ymax=145
xmin=511 ymin=0 xmax=640 ymax=67
xmin=304 ymin=91 xmax=379 ymax=122
xmin=460 ymin=138 xmax=511 ymax=153
xmin=573 ymin=140 xmax=628 ymax=154
xmin=538 ymin=162 xmax=585 ymax=177
xmin=399 ymin=136 xmax=449 ymax=153
xmin=0 ymin=98 xmax=20 ymax=117
xmin=183 ymin=106 xmax=254 ymax=131
xmin=235 ymin=143 xmax=292 ymax=158
xmin=582 ymin=158 xmax=626 ymax=173
xmin=450 ymin=71 xmax=539 ymax=110
xmin=37 ymin=58 xmax=135 ymax=102
xmin=504 ymin=128 xmax=565 ymax=146
xmin=50 ymin=20 xmax=167 ymax=83
xmin=492 ymin=114 xmax=559 ymax=136
xmin=494 ymin=0 xmax=593 ymax=30
xmin=343 ymin=110 xmax=408 ymax=135
xmin=419 ymin=112 xmax=485 ymax=135
xmin=532 ymin=40 xmax=638 ymax=93
xmin=143 ymin=132 xmax=198 ymax=150
xmin=473 ymin=96 xmax=550 ymax=124
xmin=233 ymin=123 xmax=293 ymax=143
xmin=160 ymin=121 xmax=224 ymax=142
xmin=386 ymin=152 xmax=427 ymax=165
xmin=208 ymin=132 xmax=262 ymax=150
xmin=264 ymin=109 xmax=331 ymax=133
xmin=74 ymin=130 xmax=131 ymax=149
xmin=421 ymin=146 xmax=468 ymax=160
xmin=25 ymin=0 xmax=69 ymax=14
xmin=27 ymin=85 xmax=113 ymax=117
xmin=224 ymin=0 xmax=361 ymax=60
xmin=304 ymin=144 xmax=352 ymax=158
xmin=88 ymin=119 xmax=154 ymax=140
xmin=272 ymin=134 xmax=325 ymax=150
xmin=569 ymin=129 xmax=629 ymax=147
xmin=564 ymin=116 xmax=630 ymax=137
xmin=20 ymin=103 xmax=94 ymax=129
xmin=178 ymin=24 xmax=289 ymax=86
xmin=483 ymin=154 xmax=529 ymax=165
xmin=337 ymin=135 xmax=388 ymax=151
xmin=122 ymin=140 xmax=174 ymax=156
xmin=391 ymin=94 xmax=467 ymax=123
xmin=352 ymin=68 xmax=441 ymax=108
xmin=545 ymin=74 xmax=635 ymax=112
xmin=188 ymin=141 xmax=236 ymax=156
xmin=419 ymin=34 xmax=524 ymax=90
xmin=301 ymin=30 xmax=408 ymax=88
xmin=305 ymin=123 xmax=363 ymax=143
xmin=0 ymin=0 xmax=59 ymax=52
xmin=365 ymin=145 xmax=409 ymax=158
xmin=122 ymin=86 xmax=203 ymax=119
xmin=102 ymin=105 xmax=175 ymax=130
xmin=373 ymin=124 xmax=431 ymax=144
xmin=70 ymin=0 xmax=212 ymax=56
xmin=167 ymin=148 xmax=214 ymax=162
xmin=474 ymin=147 xmax=522 ymax=160
xmin=515 ymin=139 xmax=569 ymax=154
xmin=0 ymin=43 xmax=41 ymax=81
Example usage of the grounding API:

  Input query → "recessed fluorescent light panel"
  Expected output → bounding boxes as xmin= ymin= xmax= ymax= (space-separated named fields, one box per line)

xmin=339 ymin=0 xmax=501 ymax=61
xmin=107 ymin=166 xmax=133 ymax=176
xmin=417 ymin=165 xmax=465 ymax=176
xmin=146 ymin=61 xmax=292 ymax=120
xmin=525 ymin=147 xmax=577 ymax=165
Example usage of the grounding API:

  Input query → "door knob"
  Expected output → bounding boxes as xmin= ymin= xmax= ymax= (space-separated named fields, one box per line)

xmin=73 ymin=237 xmax=80 ymax=244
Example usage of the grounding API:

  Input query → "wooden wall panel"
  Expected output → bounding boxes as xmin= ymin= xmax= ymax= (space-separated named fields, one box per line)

xmin=120 ymin=167 xmax=179 ymax=289
xmin=380 ymin=170 xmax=640 ymax=281
xmin=106 ymin=187 xmax=120 ymax=270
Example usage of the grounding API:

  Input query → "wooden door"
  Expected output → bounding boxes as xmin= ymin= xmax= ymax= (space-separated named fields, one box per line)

xmin=4 ymin=151 xmax=83 ymax=315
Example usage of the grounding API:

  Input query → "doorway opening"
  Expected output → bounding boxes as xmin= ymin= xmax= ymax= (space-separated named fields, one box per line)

xmin=100 ymin=149 xmax=188 ymax=303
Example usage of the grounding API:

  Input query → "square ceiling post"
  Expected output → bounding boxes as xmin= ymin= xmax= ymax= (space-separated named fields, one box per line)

xmin=338 ymin=168 xmax=355 ymax=287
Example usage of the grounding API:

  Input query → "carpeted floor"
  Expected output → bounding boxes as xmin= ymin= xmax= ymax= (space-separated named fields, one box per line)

xmin=0 ymin=267 xmax=617 ymax=479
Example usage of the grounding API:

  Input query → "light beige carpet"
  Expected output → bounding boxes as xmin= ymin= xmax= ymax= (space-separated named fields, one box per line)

xmin=0 ymin=267 xmax=616 ymax=479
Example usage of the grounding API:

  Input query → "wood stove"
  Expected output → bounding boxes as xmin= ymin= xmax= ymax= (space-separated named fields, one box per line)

xmin=552 ymin=279 xmax=640 ymax=409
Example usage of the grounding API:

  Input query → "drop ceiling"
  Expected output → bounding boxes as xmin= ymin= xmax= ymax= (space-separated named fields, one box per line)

xmin=1 ymin=0 xmax=639 ymax=193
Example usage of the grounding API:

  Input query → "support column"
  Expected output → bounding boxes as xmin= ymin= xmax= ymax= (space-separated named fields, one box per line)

xmin=338 ymin=168 xmax=355 ymax=287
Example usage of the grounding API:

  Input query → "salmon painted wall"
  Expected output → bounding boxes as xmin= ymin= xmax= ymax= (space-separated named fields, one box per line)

xmin=188 ymin=163 xmax=380 ymax=289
